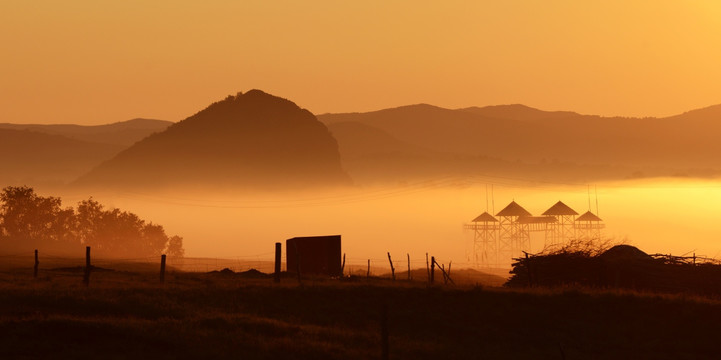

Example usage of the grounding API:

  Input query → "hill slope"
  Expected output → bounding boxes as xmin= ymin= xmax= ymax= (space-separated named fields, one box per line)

xmin=0 ymin=118 xmax=173 ymax=147
xmin=318 ymin=103 xmax=721 ymax=183
xmin=0 ymin=129 xmax=123 ymax=186
xmin=75 ymin=90 xmax=351 ymax=190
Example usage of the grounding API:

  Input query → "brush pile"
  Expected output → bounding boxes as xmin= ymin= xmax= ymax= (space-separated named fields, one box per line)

xmin=507 ymin=241 xmax=721 ymax=296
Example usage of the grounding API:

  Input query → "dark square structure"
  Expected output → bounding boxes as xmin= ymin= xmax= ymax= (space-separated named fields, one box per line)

xmin=286 ymin=235 xmax=341 ymax=277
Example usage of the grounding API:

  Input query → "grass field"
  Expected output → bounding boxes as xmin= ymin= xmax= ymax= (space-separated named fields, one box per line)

xmin=1 ymin=261 xmax=721 ymax=359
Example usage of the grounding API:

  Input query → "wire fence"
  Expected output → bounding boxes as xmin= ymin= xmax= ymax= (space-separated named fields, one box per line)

xmin=0 ymin=250 xmax=497 ymax=279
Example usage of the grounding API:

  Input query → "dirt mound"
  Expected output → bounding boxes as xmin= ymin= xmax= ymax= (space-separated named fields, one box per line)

xmin=207 ymin=268 xmax=272 ymax=279
xmin=238 ymin=269 xmax=271 ymax=278
xmin=599 ymin=245 xmax=653 ymax=262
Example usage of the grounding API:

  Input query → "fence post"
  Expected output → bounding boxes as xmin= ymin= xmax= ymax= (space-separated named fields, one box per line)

xmin=83 ymin=246 xmax=91 ymax=287
xmin=34 ymin=249 xmax=39 ymax=278
xmin=407 ymin=253 xmax=411 ymax=281
xmin=430 ymin=256 xmax=435 ymax=284
xmin=387 ymin=252 xmax=395 ymax=281
xmin=367 ymin=259 xmax=370 ymax=278
xmin=160 ymin=254 xmax=166 ymax=284
xmin=274 ymin=242 xmax=281 ymax=283
xmin=341 ymin=253 xmax=346 ymax=277
xmin=426 ymin=253 xmax=430 ymax=280
xmin=441 ymin=264 xmax=448 ymax=285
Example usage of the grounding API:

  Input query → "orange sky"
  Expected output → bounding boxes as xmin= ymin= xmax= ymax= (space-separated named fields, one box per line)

xmin=2 ymin=1 xmax=721 ymax=125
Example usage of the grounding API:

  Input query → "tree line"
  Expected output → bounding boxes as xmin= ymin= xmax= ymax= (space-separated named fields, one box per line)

xmin=0 ymin=186 xmax=184 ymax=258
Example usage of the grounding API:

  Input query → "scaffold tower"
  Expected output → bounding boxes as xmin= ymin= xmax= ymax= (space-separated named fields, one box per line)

xmin=464 ymin=198 xmax=606 ymax=267
xmin=464 ymin=212 xmax=499 ymax=267
xmin=496 ymin=201 xmax=532 ymax=261
xmin=575 ymin=211 xmax=604 ymax=240
xmin=542 ymin=201 xmax=579 ymax=247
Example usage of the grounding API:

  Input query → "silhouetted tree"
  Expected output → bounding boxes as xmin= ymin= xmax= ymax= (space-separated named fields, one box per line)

xmin=0 ymin=186 xmax=184 ymax=257
xmin=166 ymin=235 xmax=185 ymax=258
xmin=75 ymin=198 xmax=180 ymax=258
xmin=0 ymin=186 xmax=77 ymax=251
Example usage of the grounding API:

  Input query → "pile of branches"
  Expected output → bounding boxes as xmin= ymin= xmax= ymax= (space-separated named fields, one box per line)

xmin=506 ymin=239 xmax=721 ymax=296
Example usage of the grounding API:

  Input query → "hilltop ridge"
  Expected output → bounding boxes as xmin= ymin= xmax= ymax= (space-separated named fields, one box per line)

xmin=75 ymin=90 xmax=351 ymax=190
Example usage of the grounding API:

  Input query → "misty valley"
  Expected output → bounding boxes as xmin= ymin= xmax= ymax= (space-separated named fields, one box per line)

xmin=3 ymin=90 xmax=721 ymax=359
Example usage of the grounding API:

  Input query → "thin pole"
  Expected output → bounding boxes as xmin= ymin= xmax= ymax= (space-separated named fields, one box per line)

xmin=595 ymin=185 xmax=599 ymax=216
xmin=407 ymin=253 xmax=411 ymax=281
xmin=491 ymin=184 xmax=495 ymax=214
xmin=430 ymin=256 xmax=435 ymax=284
xmin=274 ymin=242 xmax=281 ymax=283
xmin=387 ymin=252 xmax=395 ymax=281
xmin=587 ymin=185 xmax=591 ymax=211
xmin=160 ymin=254 xmax=166 ymax=284
xmin=367 ymin=259 xmax=370 ymax=278
xmin=341 ymin=253 xmax=346 ymax=277
xmin=485 ymin=184 xmax=489 ymax=212
xmin=425 ymin=253 xmax=430 ymax=280
xmin=83 ymin=246 xmax=91 ymax=287
xmin=34 ymin=249 xmax=39 ymax=278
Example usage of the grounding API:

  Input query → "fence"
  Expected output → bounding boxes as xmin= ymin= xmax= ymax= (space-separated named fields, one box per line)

xmin=0 ymin=248 xmax=507 ymax=287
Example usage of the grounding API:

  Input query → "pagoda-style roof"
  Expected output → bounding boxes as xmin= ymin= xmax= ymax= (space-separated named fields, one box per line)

xmin=542 ymin=201 xmax=579 ymax=216
xmin=496 ymin=201 xmax=532 ymax=217
xmin=518 ymin=216 xmax=557 ymax=224
xmin=576 ymin=211 xmax=602 ymax=222
xmin=472 ymin=212 xmax=498 ymax=222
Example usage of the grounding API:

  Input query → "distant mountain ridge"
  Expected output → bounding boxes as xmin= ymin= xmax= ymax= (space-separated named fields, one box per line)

xmin=4 ymin=99 xmax=721 ymax=189
xmin=0 ymin=129 xmax=123 ymax=186
xmin=0 ymin=118 xmax=173 ymax=147
xmin=458 ymin=104 xmax=581 ymax=122
xmin=319 ymin=102 xmax=721 ymax=183
xmin=75 ymin=90 xmax=350 ymax=190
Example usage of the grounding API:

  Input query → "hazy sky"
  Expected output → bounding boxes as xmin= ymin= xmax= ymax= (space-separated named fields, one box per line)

xmin=2 ymin=1 xmax=720 ymax=124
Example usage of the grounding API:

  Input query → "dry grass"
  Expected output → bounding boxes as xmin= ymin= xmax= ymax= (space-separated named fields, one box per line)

xmin=1 ymin=261 xmax=721 ymax=359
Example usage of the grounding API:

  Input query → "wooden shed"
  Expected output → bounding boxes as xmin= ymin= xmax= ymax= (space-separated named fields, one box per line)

xmin=286 ymin=235 xmax=341 ymax=277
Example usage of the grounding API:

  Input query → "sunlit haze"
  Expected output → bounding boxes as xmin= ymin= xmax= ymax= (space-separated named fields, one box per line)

xmin=2 ymin=1 xmax=721 ymax=124
xmin=51 ymin=177 xmax=721 ymax=268
xmin=2 ymin=1 xmax=721 ymax=266
xmin=6 ymin=2 xmax=721 ymax=358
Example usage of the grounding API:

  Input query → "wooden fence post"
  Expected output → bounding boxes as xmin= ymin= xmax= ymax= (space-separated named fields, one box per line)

xmin=387 ymin=252 xmax=395 ymax=281
xmin=83 ymin=246 xmax=91 ymax=287
xmin=425 ymin=253 xmax=430 ymax=280
xmin=274 ymin=242 xmax=281 ymax=283
xmin=432 ymin=258 xmax=455 ymax=286
xmin=430 ymin=256 xmax=435 ymax=284
xmin=160 ymin=254 xmax=166 ymax=284
xmin=441 ymin=264 xmax=448 ymax=285
xmin=341 ymin=253 xmax=346 ymax=276
xmin=407 ymin=253 xmax=411 ymax=281
xmin=34 ymin=249 xmax=39 ymax=278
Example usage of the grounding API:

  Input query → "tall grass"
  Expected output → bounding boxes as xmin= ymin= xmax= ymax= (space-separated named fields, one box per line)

xmin=1 ymin=265 xmax=721 ymax=359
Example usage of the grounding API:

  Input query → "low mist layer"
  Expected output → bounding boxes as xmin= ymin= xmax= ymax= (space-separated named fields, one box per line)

xmin=49 ymin=177 xmax=721 ymax=269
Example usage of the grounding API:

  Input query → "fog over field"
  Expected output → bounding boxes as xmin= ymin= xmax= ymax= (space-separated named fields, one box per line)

xmin=51 ymin=176 xmax=721 ymax=268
